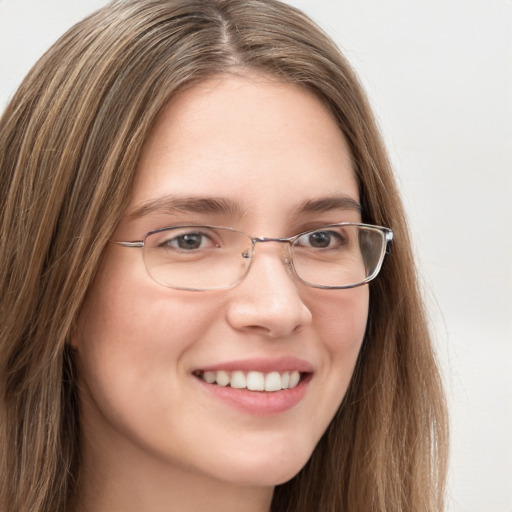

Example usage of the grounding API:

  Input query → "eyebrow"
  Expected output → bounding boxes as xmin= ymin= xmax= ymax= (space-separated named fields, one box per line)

xmin=126 ymin=195 xmax=246 ymax=219
xmin=126 ymin=194 xmax=361 ymax=219
xmin=297 ymin=196 xmax=361 ymax=215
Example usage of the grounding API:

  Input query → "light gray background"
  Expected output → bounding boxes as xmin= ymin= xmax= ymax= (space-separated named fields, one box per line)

xmin=1 ymin=1 xmax=510 ymax=511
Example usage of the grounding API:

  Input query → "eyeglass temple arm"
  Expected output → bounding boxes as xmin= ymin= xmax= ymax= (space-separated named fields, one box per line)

xmin=111 ymin=241 xmax=144 ymax=247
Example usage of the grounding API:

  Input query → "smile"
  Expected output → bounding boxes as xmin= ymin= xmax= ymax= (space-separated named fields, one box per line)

xmin=195 ymin=370 xmax=302 ymax=392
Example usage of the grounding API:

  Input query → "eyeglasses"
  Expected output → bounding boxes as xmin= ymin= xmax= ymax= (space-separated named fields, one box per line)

xmin=111 ymin=223 xmax=393 ymax=291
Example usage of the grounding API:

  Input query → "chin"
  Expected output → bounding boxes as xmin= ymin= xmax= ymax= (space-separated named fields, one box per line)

xmin=219 ymin=462 xmax=307 ymax=488
xmin=211 ymin=437 xmax=316 ymax=487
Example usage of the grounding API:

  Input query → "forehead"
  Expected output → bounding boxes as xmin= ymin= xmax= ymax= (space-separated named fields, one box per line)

xmin=127 ymin=74 xmax=359 ymax=224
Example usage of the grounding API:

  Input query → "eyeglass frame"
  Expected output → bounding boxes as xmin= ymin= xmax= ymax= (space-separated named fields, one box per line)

xmin=110 ymin=222 xmax=394 ymax=291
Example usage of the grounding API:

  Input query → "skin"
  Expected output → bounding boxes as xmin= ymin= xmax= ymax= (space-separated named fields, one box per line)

xmin=73 ymin=73 xmax=369 ymax=512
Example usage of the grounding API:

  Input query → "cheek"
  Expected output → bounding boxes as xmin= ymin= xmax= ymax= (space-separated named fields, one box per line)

xmin=313 ymin=286 xmax=369 ymax=355
xmin=312 ymin=286 xmax=368 ymax=408
xmin=72 ymin=258 xmax=221 ymax=422
xmin=75 ymin=284 xmax=217 ymax=382
xmin=73 ymin=274 xmax=227 ymax=462
xmin=293 ymin=286 xmax=368 ymax=451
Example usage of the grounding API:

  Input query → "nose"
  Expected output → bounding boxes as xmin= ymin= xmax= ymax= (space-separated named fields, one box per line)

xmin=226 ymin=245 xmax=312 ymax=338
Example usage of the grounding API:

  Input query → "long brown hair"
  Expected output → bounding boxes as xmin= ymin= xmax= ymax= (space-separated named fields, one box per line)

xmin=0 ymin=1 xmax=448 ymax=510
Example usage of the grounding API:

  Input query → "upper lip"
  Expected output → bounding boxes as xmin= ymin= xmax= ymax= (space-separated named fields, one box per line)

xmin=196 ymin=356 xmax=314 ymax=374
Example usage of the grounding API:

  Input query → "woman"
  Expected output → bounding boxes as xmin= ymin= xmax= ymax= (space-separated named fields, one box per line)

xmin=0 ymin=0 xmax=448 ymax=511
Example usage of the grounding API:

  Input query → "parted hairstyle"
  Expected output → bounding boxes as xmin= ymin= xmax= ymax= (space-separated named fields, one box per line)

xmin=0 ymin=1 xmax=448 ymax=511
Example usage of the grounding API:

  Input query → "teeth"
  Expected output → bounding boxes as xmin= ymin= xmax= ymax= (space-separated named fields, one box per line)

xmin=203 ymin=371 xmax=216 ymax=384
xmin=198 ymin=369 xmax=302 ymax=392
xmin=246 ymin=371 xmax=265 ymax=391
xmin=265 ymin=371 xmax=282 ymax=392
xmin=230 ymin=371 xmax=246 ymax=389
xmin=289 ymin=370 xmax=300 ymax=388
xmin=216 ymin=370 xmax=230 ymax=387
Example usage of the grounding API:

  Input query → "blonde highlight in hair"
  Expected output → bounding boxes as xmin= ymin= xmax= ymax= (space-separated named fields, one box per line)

xmin=0 ymin=1 xmax=448 ymax=511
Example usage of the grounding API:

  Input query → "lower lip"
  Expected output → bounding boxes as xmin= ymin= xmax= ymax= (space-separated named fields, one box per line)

xmin=195 ymin=374 xmax=311 ymax=416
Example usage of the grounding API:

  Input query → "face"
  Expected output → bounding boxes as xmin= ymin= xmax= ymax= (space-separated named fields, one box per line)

xmin=74 ymin=75 xmax=368 ymax=491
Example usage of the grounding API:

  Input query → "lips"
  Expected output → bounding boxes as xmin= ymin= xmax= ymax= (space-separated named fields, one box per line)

xmin=192 ymin=357 xmax=313 ymax=414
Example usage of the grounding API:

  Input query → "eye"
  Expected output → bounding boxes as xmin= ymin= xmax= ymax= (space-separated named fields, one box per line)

xmin=297 ymin=229 xmax=346 ymax=249
xmin=159 ymin=230 xmax=219 ymax=251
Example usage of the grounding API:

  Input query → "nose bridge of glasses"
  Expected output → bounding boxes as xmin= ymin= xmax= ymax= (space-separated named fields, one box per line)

xmin=247 ymin=237 xmax=293 ymax=264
